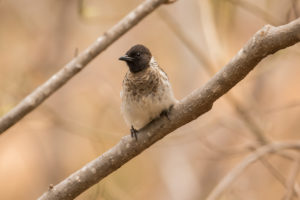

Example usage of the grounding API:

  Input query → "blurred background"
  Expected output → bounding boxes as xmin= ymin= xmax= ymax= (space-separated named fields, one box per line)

xmin=0 ymin=0 xmax=300 ymax=199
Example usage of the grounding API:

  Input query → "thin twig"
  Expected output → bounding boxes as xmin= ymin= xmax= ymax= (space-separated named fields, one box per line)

xmin=0 ymin=0 xmax=171 ymax=134
xmin=159 ymin=10 xmax=300 ymax=195
xmin=248 ymin=146 xmax=300 ymax=198
xmin=283 ymin=157 xmax=300 ymax=200
xmin=286 ymin=0 xmax=299 ymax=23
xmin=292 ymin=0 xmax=299 ymax=19
xmin=226 ymin=0 xmax=284 ymax=25
xmin=206 ymin=142 xmax=300 ymax=200
xmin=159 ymin=10 xmax=269 ymax=144
xmin=38 ymin=18 xmax=300 ymax=200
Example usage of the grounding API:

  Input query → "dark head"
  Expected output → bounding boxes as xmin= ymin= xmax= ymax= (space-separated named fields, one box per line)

xmin=119 ymin=44 xmax=152 ymax=73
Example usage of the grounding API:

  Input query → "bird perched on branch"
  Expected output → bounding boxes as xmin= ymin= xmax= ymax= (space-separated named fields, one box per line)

xmin=119 ymin=44 xmax=177 ymax=140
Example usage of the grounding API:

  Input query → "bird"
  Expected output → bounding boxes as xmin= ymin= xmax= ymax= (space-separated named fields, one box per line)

xmin=119 ymin=44 xmax=177 ymax=140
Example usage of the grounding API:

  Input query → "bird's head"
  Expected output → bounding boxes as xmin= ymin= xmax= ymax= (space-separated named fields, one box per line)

xmin=119 ymin=44 xmax=152 ymax=73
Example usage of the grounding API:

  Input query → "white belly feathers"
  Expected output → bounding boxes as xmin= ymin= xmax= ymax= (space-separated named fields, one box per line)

xmin=121 ymin=57 xmax=176 ymax=129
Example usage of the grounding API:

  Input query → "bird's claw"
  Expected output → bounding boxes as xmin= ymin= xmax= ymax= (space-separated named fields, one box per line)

xmin=130 ymin=126 xmax=138 ymax=141
xmin=160 ymin=109 xmax=170 ymax=120
xmin=164 ymin=0 xmax=177 ymax=4
xmin=160 ymin=105 xmax=174 ymax=121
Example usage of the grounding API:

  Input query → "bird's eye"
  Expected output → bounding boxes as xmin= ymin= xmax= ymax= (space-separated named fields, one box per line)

xmin=136 ymin=53 xmax=140 ymax=57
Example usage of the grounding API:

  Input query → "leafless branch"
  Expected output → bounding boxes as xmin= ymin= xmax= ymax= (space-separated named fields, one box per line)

xmin=248 ymin=146 xmax=300 ymax=199
xmin=291 ymin=0 xmax=300 ymax=19
xmin=206 ymin=142 xmax=300 ymax=200
xmin=0 ymin=0 xmax=173 ymax=134
xmin=159 ymin=10 xmax=269 ymax=144
xmin=286 ymin=0 xmax=300 ymax=23
xmin=158 ymin=10 xmax=215 ymax=74
xmin=283 ymin=157 xmax=300 ymax=200
xmin=37 ymin=18 xmax=300 ymax=200
xmin=160 ymin=11 xmax=300 ymax=195
xmin=226 ymin=0 xmax=284 ymax=25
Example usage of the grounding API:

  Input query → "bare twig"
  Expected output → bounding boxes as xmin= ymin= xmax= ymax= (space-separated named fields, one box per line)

xmin=38 ymin=18 xmax=300 ymax=200
xmin=291 ymin=0 xmax=299 ymax=19
xmin=0 ymin=0 xmax=172 ymax=134
xmin=265 ymin=101 xmax=300 ymax=114
xmin=206 ymin=142 xmax=300 ymax=200
xmin=226 ymin=0 xmax=284 ymax=25
xmin=74 ymin=48 xmax=79 ymax=58
xmin=286 ymin=0 xmax=300 ymax=23
xmin=283 ymin=157 xmax=300 ymax=200
xmin=158 ymin=11 xmax=215 ymax=74
xmin=159 ymin=10 xmax=269 ymax=144
xmin=248 ymin=146 xmax=300 ymax=198
xmin=160 ymin=10 xmax=300 ymax=195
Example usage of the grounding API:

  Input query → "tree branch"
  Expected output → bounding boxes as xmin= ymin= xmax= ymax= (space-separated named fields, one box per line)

xmin=159 ymin=10 xmax=269 ymax=144
xmin=38 ymin=18 xmax=300 ymax=200
xmin=283 ymin=157 xmax=300 ymax=200
xmin=206 ymin=142 xmax=300 ymax=200
xmin=0 ymin=0 xmax=172 ymax=134
xmin=226 ymin=0 xmax=284 ymax=25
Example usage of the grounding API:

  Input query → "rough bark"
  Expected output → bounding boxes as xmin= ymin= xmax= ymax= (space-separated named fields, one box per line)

xmin=38 ymin=18 xmax=300 ymax=200
xmin=0 ymin=0 xmax=171 ymax=134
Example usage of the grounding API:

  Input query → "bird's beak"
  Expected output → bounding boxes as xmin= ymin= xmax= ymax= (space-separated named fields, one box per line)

xmin=119 ymin=55 xmax=134 ymax=62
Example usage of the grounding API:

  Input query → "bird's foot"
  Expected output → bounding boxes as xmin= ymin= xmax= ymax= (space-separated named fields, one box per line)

xmin=164 ymin=0 xmax=177 ymax=4
xmin=130 ymin=126 xmax=138 ymax=141
xmin=160 ymin=105 xmax=174 ymax=121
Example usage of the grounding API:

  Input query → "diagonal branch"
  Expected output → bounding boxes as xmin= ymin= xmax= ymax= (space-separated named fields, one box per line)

xmin=206 ymin=142 xmax=300 ymax=200
xmin=38 ymin=18 xmax=300 ymax=200
xmin=283 ymin=157 xmax=300 ymax=200
xmin=158 ymin=16 xmax=299 ymax=195
xmin=0 ymin=0 xmax=173 ymax=134
xmin=226 ymin=0 xmax=284 ymax=25
xmin=159 ymin=10 xmax=269 ymax=144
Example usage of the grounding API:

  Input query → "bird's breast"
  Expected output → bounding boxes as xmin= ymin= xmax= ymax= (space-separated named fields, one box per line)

xmin=121 ymin=67 xmax=176 ymax=129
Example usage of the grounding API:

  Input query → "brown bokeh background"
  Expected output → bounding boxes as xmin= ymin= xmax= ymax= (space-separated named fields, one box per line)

xmin=0 ymin=0 xmax=300 ymax=199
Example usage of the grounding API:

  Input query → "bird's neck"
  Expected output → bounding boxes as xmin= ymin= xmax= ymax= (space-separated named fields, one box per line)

xmin=128 ymin=57 xmax=157 ymax=77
